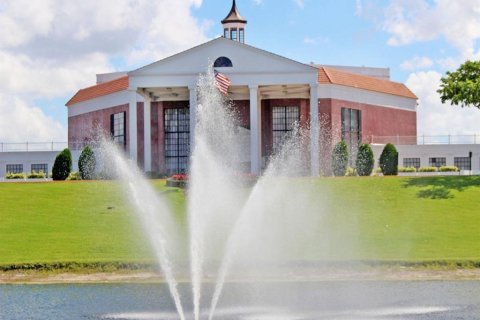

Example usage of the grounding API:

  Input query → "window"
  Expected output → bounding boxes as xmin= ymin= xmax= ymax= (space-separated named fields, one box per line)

xmin=341 ymin=108 xmax=362 ymax=165
xmin=272 ymin=106 xmax=300 ymax=154
xmin=6 ymin=164 xmax=23 ymax=174
xmin=31 ymin=164 xmax=48 ymax=174
xmin=429 ymin=157 xmax=446 ymax=168
xmin=403 ymin=158 xmax=420 ymax=169
xmin=224 ymin=28 xmax=229 ymax=38
xmin=231 ymin=28 xmax=237 ymax=41
xmin=239 ymin=28 xmax=245 ymax=43
xmin=110 ymin=112 xmax=126 ymax=147
xmin=164 ymin=107 xmax=190 ymax=174
xmin=454 ymin=157 xmax=471 ymax=170
xmin=213 ymin=56 xmax=233 ymax=68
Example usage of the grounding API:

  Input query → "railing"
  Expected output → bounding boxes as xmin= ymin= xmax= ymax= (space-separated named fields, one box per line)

xmin=0 ymin=142 xmax=68 ymax=152
xmin=370 ymin=135 xmax=480 ymax=145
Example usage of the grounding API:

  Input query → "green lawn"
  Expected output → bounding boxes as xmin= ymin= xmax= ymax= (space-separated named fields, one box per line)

xmin=0 ymin=176 xmax=479 ymax=268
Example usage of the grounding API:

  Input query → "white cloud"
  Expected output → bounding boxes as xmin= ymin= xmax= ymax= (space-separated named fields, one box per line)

xmin=252 ymin=0 xmax=264 ymax=5
xmin=406 ymin=71 xmax=480 ymax=135
xmin=0 ymin=94 xmax=66 ymax=142
xmin=303 ymin=36 xmax=329 ymax=46
xmin=0 ymin=0 xmax=210 ymax=142
xmin=294 ymin=0 xmax=305 ymax=8
xmin=382 ymin=0 xmax=480 ymax=60
xmin=355 ymin=0 xmax=363 ymax=16
xmin=400 ymin=56 xmax=434 ymax=71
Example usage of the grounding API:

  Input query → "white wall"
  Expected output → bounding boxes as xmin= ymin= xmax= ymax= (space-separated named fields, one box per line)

xmin=0 ymin=151 xmax=60 ymax=178
xmin=372 ymin=144 xmax=480 ymax=174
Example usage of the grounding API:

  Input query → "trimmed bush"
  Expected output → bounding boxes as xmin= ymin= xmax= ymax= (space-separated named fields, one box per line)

xmin=439 ymin=166 xmax=459 ymax=172
xmin=345 ymin=167 xmax=357 ymax=176
xmin=398 ymin=166 xmax=416 ymax=173
xmin=418 ymin=166 xmax=438 ymax=172
xmin=332 ymin=140 xmax=349 ymax=176
xmin=52 ymin=148 xmax=72 ymax=181
xmin=6 ymin=172 xmax=26 ymax=179
xmin=379 ymin=143 xmax=398 ymax=176
xmin=356 ymin=143 xmax=374 ymax=176
xmin=78 ymin=146 xmax=96 ymax=180
xmin=27 ymin=171 xmax=46 ymax=179
xmin=67 ymin=171 xmax=82 ymax=181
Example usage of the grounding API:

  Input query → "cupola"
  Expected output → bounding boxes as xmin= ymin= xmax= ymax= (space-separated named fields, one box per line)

xmin=222 ymin=0 xmax=247 ymax=43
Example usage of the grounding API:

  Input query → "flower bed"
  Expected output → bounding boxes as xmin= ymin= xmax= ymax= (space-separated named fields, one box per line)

xmin=166 ymin=174 xmax=188 ymax=188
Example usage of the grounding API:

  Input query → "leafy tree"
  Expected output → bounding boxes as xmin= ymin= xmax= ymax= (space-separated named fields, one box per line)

xmin=356 ymin=143 xmax=374 ymax=176
xmin=332 ymin=140 xmax=348 ymax=176
xmin=78 ymin=146 xmax=96 ymax=180
xmin=52 ymin=148 xmax=73 ymax=180
xmin=379 ymin=143 xmax=398 ymax=176
xmin=437 ymin=60 xmax=480 ymax=109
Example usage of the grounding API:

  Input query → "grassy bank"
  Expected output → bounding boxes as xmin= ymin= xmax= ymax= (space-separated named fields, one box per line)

xmin=0 ymin=176 xmax=479 ymax=270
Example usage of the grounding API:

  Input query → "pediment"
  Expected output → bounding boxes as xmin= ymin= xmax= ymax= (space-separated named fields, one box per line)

xmin=129 ymin=37 xmax=317 ymax=77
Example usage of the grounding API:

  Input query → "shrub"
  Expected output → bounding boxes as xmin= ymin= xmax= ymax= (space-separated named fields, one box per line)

xmin=52 ymin=148 xmax=72 ymax=181
xmin=418 ymin=166 xmax=438 ymax=172
xmin=356 ymin=143 xmax=374 ymax=176
xmin=78 ymin=146 xmax=96 ymax=180
xmin=379 ymin=143 xmax=398 ymax=176
xmin=439 ymin=166 xmax=459 ymax=172
xmin=6 ymin=172 xmax=26 ymax=179
xmin=398 ymin=166 xmax=416 ymax=173
xmin=27 ymin=171 xmax=46 ymax=179
xmin=332 ymin=140 xmax=348 ymax=176
xmin=67 ymin=171 xmax=82 ymax=180
xmin=345 ymin=167 xmax=357 ymax=176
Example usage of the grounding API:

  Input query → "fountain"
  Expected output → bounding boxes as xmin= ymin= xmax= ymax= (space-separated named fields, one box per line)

xmin=100 ymin=66 xmax=319 ymax=319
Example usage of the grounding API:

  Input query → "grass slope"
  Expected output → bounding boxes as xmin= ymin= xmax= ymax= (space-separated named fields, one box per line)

xmin=0 ymin=176 xmax=479 ymax=268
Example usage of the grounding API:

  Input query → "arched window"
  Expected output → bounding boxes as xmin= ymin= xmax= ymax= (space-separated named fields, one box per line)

xmin=214 ymin=56 xmax=233 ymax=68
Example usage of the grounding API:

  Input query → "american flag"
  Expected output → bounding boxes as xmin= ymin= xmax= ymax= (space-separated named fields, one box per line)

xmin=214 ymin=70 xmax=231 ymax=95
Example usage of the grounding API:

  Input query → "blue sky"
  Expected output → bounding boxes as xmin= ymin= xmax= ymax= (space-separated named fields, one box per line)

xmin=1 ymin=0 xmax=479 ymax=142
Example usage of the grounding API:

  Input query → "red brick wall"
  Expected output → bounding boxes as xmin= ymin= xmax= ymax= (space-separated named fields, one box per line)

xmin=68 ymin=103 xmax=144 ymax=166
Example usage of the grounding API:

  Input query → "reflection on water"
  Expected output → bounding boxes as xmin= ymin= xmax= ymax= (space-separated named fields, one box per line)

xmin=0 ymin=281 xmax=478 ymax=320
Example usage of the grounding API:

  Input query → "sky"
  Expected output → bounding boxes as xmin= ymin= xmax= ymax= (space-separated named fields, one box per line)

xmin=0 ymin=0 xmax=480 ymax=143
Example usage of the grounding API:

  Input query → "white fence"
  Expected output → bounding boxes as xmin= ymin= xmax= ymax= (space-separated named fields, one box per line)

xmin=0 ymin=142 xmax=68 ymax=152
xmin=370 ymin=134 xmax=480 ymax=145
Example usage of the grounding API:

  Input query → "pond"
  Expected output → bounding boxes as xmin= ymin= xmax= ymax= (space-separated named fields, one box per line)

xmin=1 ymin=280 xmax=479 ymax=319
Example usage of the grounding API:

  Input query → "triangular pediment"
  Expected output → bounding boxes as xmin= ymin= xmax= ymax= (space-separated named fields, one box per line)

xmin=129 ymin=37 xmax=317 ymax=77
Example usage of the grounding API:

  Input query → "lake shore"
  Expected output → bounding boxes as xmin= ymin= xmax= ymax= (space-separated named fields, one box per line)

xmin=2 ymin=267 xmax=480 ymax=284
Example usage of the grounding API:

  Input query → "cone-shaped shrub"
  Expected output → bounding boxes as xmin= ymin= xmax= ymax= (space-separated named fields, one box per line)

xmin=78 ymin=146 xmax=96 ymax=180
xmin=356 ymin=143 xmax=374 ymax=176
xmin=379 ymin=143 xmax=398 ymax=176
xmin=332 ymin=140 xmax=348 ymax=176
xmin=52 ymin=148 xmax=73 ymax=181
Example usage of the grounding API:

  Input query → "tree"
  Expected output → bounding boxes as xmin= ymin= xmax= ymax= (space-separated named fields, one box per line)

xmin=331 ymin=140 xmax=348 ymax=176
xmin=356 ymin=143 xmax=374 ymax=176
xmin=437 ymin=60 xmax=480 ymax=109
xmin=52 ymin=148 xmax=73 ymax=180
xmin=379 ymin=143 xmax=398 ymax=176
xmin=78 ymin=146 xmax=96 ymax=180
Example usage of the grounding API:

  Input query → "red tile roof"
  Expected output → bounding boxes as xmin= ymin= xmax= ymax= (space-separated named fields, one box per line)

xmin=66 ymin=76 xmax=129 ymax=106
xmin=318 ymin=67 xmax=417 ymax=99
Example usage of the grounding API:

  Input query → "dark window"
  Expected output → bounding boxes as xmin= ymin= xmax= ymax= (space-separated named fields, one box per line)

xmin=403 ymin=158 xmax=420 ymax=169
xmin=239 ymin=28 xmax=245 ymax=43
xmin=272 ymin=106 xmax=300 ymax=154
xmin=110 ymin=112 xmax=126 ymax=147
xmin=31 ymin=163 xmax=48 ymax=174
xmin=164 ymin=107 xmax=190 ymax=174
xmin=224 ymin=28 xmax=229 ymax=38
xmin=213 ymin=56 xmax=233 ymax=68
xmin=231 ymin=28 xmax=237 ymax=41
xmin=341 ymin=108 xmax=362 ymax=165
xmin=429 ymin=157 xmax=446 ymax=168
xmin=454 ymin=157 xmax=471 ymax=170
xmin=6 ymin=164 xmax=23 ymax=174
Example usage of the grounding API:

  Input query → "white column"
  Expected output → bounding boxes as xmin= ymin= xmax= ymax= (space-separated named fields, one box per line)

xmin=128 ymin=89 xmax=138 ymax=161
xmin=249 ymin=85 xmax=261 ymax=175
xmin=189 ymin=85 xmax=197 ymax=153
xmin=143 ymin=95 xmax=152 ymax=172
xmin=310 ymin=83 xmax=320 ymax=176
